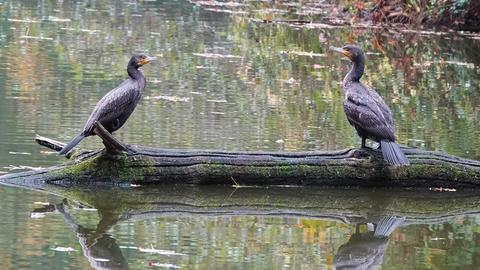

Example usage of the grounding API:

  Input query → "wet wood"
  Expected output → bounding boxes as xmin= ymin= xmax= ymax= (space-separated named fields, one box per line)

xmin=2 ymin=135 xmax=480 ymax=188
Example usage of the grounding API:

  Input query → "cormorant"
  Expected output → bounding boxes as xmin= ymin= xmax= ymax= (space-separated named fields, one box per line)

xmin=59 ymin=53 xmax=156 ymax=155
xmin=330 ymin=45 xmax=409 ymax=166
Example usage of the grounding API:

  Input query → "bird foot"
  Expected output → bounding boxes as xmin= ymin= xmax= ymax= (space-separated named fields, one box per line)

xmin=93 ymin=122 xmax=128 ymax=155
xmin=361 ymin=143 xmax=381 ymax=152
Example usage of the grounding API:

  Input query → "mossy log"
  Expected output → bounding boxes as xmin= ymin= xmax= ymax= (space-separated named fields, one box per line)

xmin=1 ymin=134 xmax=480 ymax=188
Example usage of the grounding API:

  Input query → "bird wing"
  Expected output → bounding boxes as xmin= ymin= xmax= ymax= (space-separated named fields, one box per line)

xmin=363 ymin=83 xmax=395 ymax=127
xmin=83 ymin=79 xmax=141 ymax=134
xmin=344 ymin=90 xmax=396 ymax=141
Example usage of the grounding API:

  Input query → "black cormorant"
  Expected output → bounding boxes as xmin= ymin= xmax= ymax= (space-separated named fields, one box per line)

xmin=59 ymin=53 xmax=156 ymax=155
xmin=330 ymin=45 xmax=409 ymax=166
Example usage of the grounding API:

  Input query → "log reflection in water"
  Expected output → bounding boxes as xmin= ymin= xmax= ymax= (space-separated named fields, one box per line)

xmin=26 ymin=184 xmax=480 ymax=269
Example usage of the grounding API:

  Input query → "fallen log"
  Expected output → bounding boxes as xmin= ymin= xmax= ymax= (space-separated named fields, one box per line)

xmin=1 ymin=133 xmax=480 ymax=188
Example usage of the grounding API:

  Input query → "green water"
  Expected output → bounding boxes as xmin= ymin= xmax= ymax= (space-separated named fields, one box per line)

xmin=1 ymin=0 xmax=480 ymax=269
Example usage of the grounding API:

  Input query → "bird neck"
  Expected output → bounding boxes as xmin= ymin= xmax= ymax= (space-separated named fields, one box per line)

xmin=344 ymin=58 xmax=365 ymax=84
xmin=127 ymin=66 xmax=143 ymax=80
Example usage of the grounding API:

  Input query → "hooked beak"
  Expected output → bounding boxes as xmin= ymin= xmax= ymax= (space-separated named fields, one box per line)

xmin=329 ymin=46 xmax=352 ymax=59
xmin=139 ymin=56 xmax=157 ymax=66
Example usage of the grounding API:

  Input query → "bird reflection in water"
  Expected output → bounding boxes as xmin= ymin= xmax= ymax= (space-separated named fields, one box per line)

xmin=334 ymin=216 xmax=405 ymax=270
xmin=33 ymin=200 xmax=127 ymax=270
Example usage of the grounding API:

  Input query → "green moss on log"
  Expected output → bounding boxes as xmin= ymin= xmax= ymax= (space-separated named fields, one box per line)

xmin=57 ymin=153 xmax=156 ymax=182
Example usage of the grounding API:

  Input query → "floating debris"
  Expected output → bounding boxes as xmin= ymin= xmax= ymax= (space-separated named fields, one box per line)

xmin=149 ymin=79 xmax=162 ymax=84
xmin=295 ymin=22 xmax=342 ymax=29
xmin=401 ymin=29 xmax=448 ymax=36
xmin=51 ymin=246 xmax=77 ymax=252
xmin=444 ymin=60 xmax=476 ymax=68
xmin=31 ymin=212 xmax=46 ymax=219
xmin=463 ymin=35 xmax=480 ymax=40
xmin=19 ymin=35 xmax=54 ymax=41
xmin=193 ymin=53 xmax=242 ymax=59
xmin=206 ymin=99 xmax=227 ymax=103
xmin=211 ymin=111 xmax=225 ymax=115
xmin=203 ymin=8 xmax=248 ymax=15
xmin=279 ymin=77 xmax=298 ymax=84
xmin=313 ymin=64 xmax=327 ymax=69
xmin=275 ymin=139 xmax=285 ymax=144
xmin=40 ymin=150 xmax=58 ymax=155
xmin=9 ymin=151 xmax=32 ymax=155
xmin=414 ymin=60 xmax=475 ymax=69
xmin=279 ymin=50 xmax=325 ymax=57
xmin=130 ymin=184 xmax=142 ymax=187
xmin=8 ymin=18 xmax=39 ymax=23
xmin=190 ymin=0 xmax=245 ymax=8
xmin=34 ymin=202 xmax=51 ymax=206
xmin=145 ymin=95 xmax=190 ymax=102
xmin=60 ymin=27 xmax=100 ymax=34
xmin=196 ymin=65 xmax=214 ymax=69
xmin=255 ymin=8 xmax=288 ymax=14
xmin=365 ymin=52 xmax=382 ymax=56
xmin=5 ymin=96 xmax=36 ymax=100
xmin=46 ymin=16 xmax=71 ymax=22
xmin=149 ymin=262 xmax=183 ymax=269
xmin=3 ymin=165 xmax=43 ymax=171
xmin=125 ymin=245 xmax=186 ymax=256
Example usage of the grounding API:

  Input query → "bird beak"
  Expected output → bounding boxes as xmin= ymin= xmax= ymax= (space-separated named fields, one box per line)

xmin=329 ymin=46 xmax=352 ymax=59
xmin=139 ymin=56 xmax=157 ymax=66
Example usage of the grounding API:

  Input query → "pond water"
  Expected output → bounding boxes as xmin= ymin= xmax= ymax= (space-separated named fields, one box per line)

xmin=0 ymin=0 xmax=480 ymax=269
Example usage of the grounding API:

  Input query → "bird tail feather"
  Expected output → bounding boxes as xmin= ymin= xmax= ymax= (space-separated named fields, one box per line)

xmin=380 ymin=140 xmax=409 ymax=166
xmin=58 ymin=134 xmax=85 ymax=155
xmin=374 ymin=215 xmax=405 ymax=237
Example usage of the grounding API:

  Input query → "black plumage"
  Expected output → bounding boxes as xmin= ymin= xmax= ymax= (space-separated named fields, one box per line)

xmin=331 ymin=45 xmax=409 ymax=166
xmin=59 ymin=53 xmax=156 ymax=155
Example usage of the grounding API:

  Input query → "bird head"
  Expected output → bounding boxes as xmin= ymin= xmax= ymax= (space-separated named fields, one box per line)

xmin=130 ymin=53 xmax=157 ymax=69
xmin=330 ymin=45 xmax=365 ymax=63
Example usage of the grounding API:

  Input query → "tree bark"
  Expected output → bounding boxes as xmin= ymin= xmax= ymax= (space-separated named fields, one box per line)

xmin=1 ymin=135 xmax=480 ymax=188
